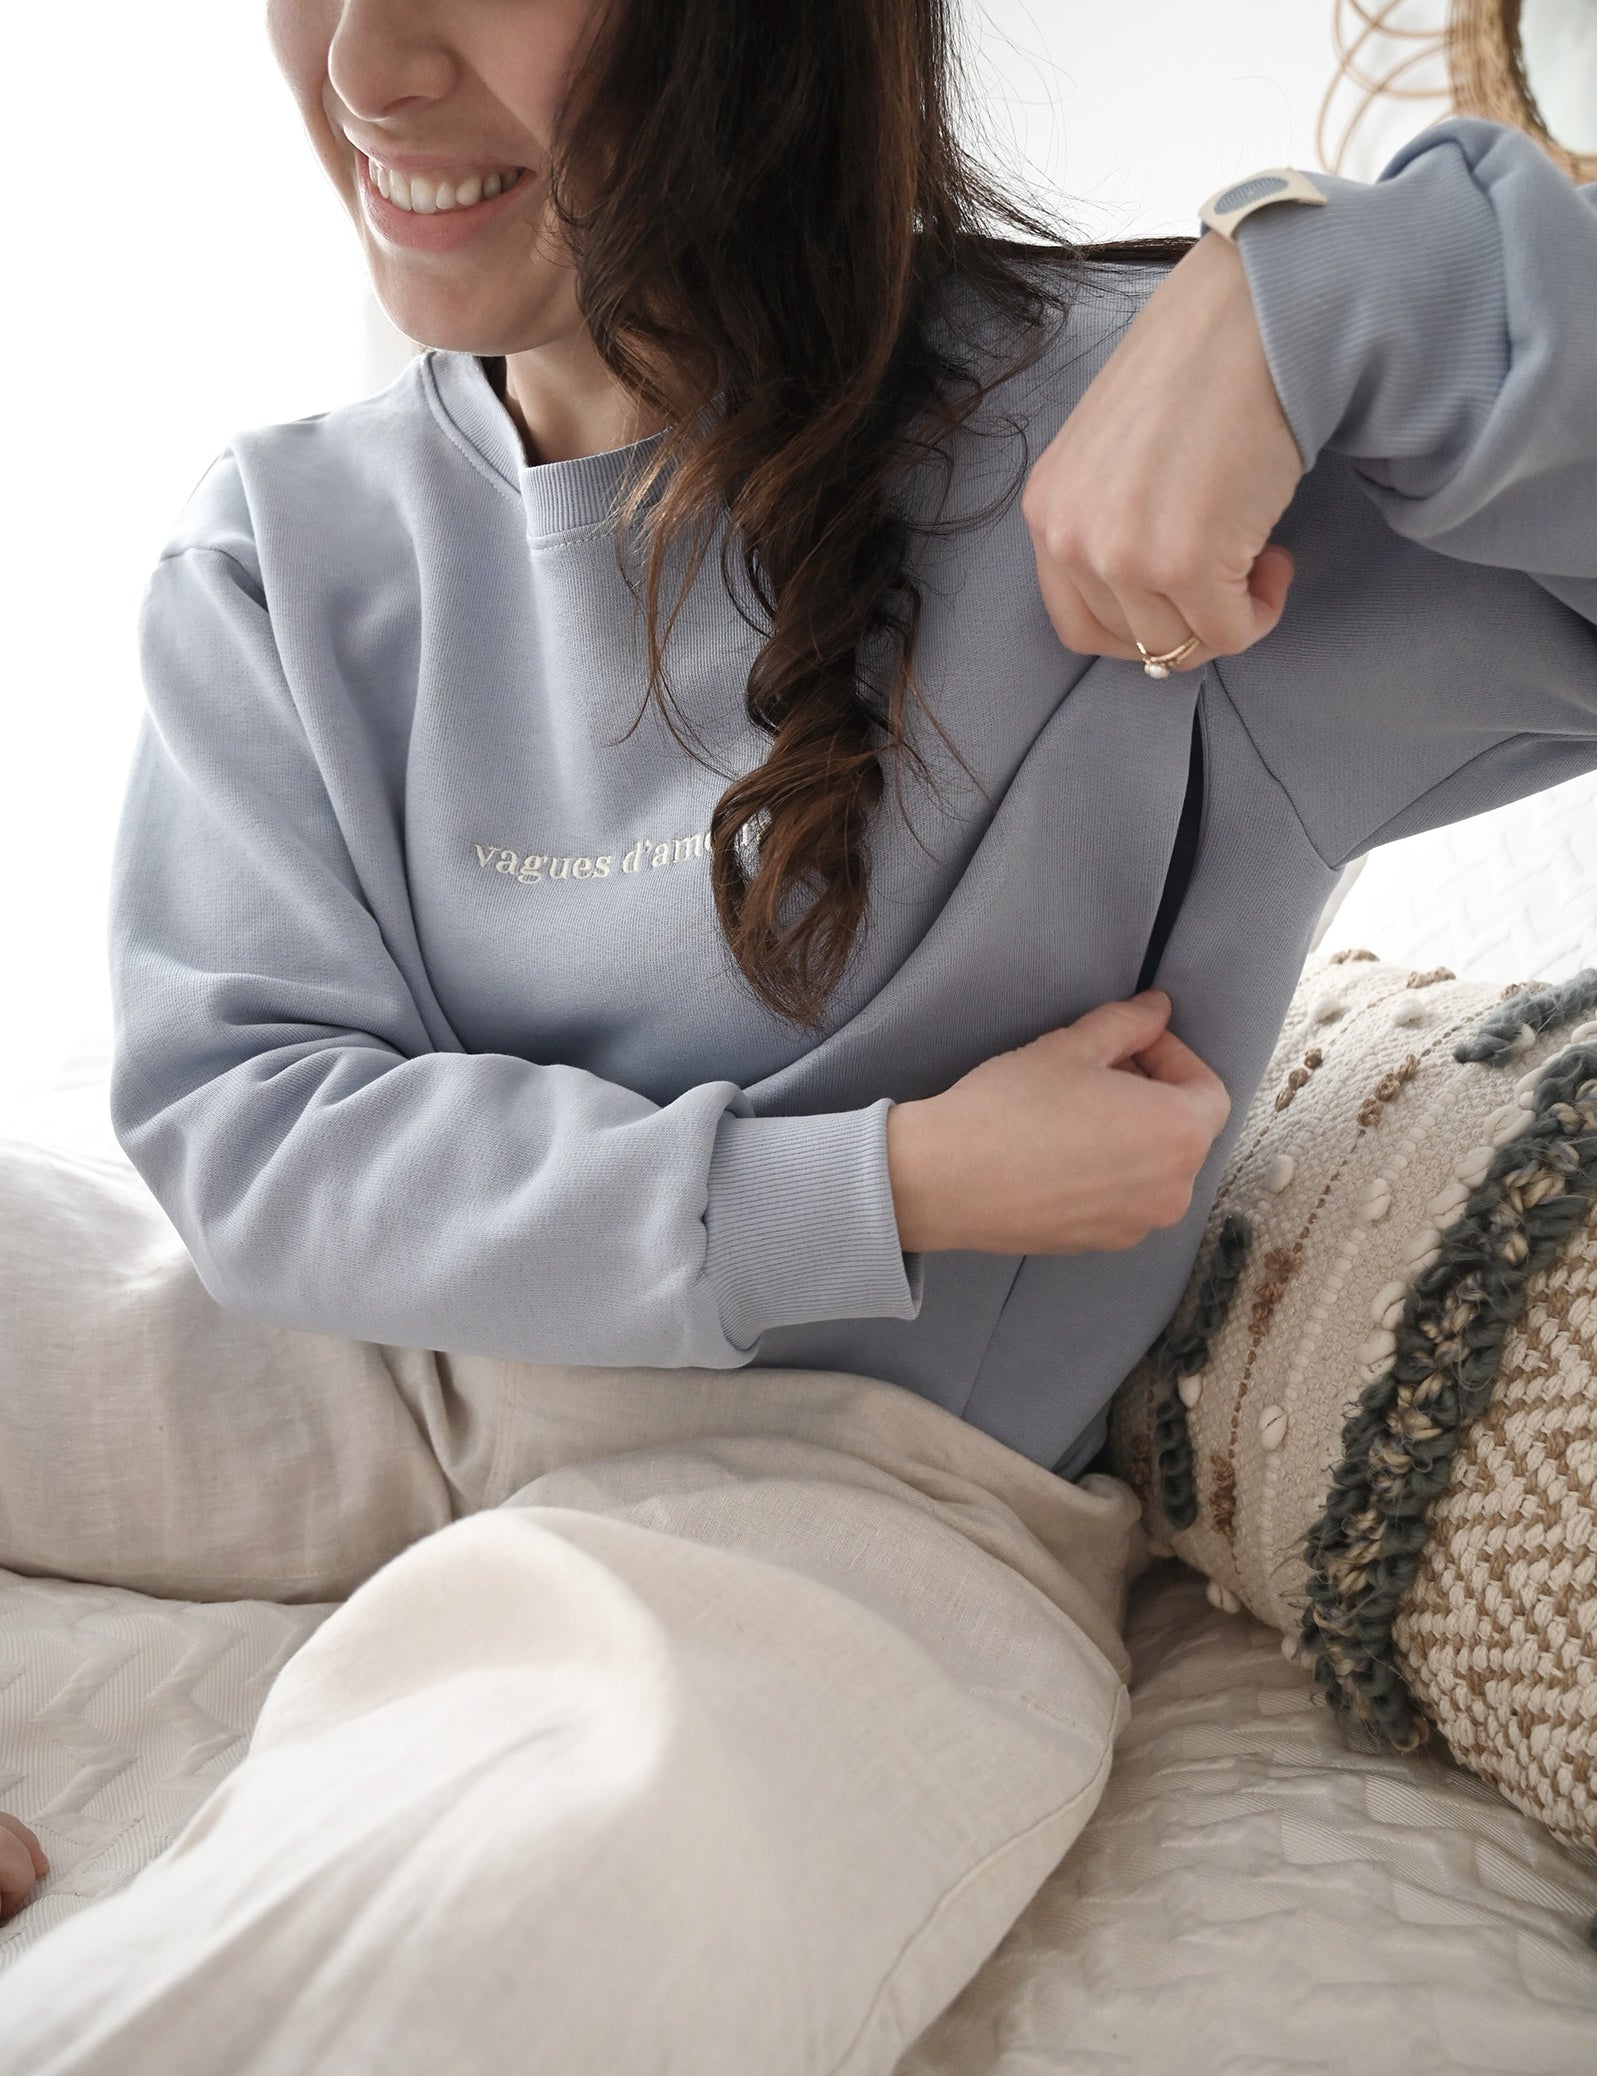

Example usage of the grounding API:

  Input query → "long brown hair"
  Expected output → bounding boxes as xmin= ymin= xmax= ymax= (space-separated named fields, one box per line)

xmin=537 ymin=0 xmax=1194 ymax=1028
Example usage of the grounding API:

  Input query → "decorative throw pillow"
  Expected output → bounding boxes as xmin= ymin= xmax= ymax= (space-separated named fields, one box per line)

xmin=1108 ymin=950 xmax=1597 ymax=1853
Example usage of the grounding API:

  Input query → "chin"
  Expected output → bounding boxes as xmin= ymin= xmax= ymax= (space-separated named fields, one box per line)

xmin=368 ymin=274 xmax=573 ymax=360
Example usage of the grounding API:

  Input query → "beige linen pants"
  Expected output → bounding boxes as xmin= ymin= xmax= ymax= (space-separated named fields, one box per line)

xmin=0 ymin=1130 xmax=1150 ymax=2076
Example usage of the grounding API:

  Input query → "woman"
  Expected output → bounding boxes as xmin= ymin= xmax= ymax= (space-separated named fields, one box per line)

xmin=0 ymin=0 xmax=1593 ymax=2065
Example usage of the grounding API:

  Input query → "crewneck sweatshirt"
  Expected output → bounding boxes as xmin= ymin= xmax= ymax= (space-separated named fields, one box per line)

xmin=108 ymin=117 xmax=1597 ymax=1479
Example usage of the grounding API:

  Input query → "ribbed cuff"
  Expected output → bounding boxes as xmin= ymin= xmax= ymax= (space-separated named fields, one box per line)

xmin=1227 ymin=132 xmax=1504 ymax=475
xmin=703 ymin=1098 xmax=926 ymax=1351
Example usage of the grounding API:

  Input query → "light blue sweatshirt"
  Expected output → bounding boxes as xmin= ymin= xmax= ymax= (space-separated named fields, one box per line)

xmin=108 ymin=117 xmax=1597 ymax=1480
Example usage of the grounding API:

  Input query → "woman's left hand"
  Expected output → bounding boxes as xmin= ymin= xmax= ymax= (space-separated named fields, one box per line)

xmin=1021 ymin=229 xmax=1306 ymax=674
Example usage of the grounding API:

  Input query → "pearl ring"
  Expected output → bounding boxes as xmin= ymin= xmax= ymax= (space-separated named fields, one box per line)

xmin=1136 ymin=634 xmax=1201 ymax=680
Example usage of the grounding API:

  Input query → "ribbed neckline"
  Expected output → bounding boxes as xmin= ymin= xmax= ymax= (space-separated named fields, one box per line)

xmin=426 ymin=347 xmax=674 ymax=544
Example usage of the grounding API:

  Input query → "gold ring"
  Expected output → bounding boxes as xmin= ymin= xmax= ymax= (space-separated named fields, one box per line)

xmin=1136 ymin=634 xmax=1201 ymax=680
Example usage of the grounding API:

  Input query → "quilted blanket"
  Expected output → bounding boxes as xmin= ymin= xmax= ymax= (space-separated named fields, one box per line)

xmin=5 ymin=1557 xmax=1596 ymax=2069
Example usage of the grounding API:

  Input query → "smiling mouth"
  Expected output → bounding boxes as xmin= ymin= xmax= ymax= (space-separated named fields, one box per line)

xmin=364 ymin=156 xmax=529 ymax=215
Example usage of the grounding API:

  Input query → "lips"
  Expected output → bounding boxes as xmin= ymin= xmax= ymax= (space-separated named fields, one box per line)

xmin=356 ymin=151 xmax=534 ymax=251
xmin=342 ymin=127 xmax=529 ymax=176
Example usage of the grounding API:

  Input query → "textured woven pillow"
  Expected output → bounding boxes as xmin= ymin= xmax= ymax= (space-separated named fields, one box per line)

xmin=1108 ymin=950 xmax=1597 ymax=1852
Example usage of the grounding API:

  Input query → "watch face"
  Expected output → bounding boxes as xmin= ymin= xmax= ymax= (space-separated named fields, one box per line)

xmin=1202 ymin=167 xmax=1327 ymax=238
xmin=1212 ymin=174 xmax=1294 ymax=216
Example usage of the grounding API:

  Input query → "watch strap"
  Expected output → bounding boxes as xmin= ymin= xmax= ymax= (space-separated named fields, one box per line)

xmin=1199 ymin=167 xmax=1327 ymax=241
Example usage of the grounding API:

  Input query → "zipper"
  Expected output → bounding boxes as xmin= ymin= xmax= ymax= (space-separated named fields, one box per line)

xmin=1134 ymin=696 xmax=1205 ymax=996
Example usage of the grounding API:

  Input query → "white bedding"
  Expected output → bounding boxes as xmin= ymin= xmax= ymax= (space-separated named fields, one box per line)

xmin=5 ymin=1553 xmax=1596 ymax=2070
xmin=904 ymin=1565 xmax=1597 ymax=2075
xmin=6 ymin=767 xmax=1597 ymax=2066
xmin=0 ymin=1572 xmax=332 ymax=1958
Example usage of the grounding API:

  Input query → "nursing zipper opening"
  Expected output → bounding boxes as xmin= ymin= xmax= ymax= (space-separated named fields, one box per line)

xmin=1135 ymin=700 xmax=1206 ymax=996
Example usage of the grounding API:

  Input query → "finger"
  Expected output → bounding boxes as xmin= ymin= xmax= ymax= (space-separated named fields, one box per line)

xmin=0 ymin=1838 xmax=38 ymax=1921
xmin=1167 ymin=541 xmax=1296 ymax=658
xmin=0 ymin=1813 xmax=48 ymax=1878
xmin=1068 ymin=565 xmax=1135 ymax=644
xmin=1134 ymin=1030 xmax=1232 ymax=1134
xmin=1036 ymin=537 xmax=1210 ymax=674
xmin=1132 ymin=1026 xmax=1218 ymax=1089
xmin=1063 ymin=992 xmax=1172 ymax=1068
xmin=1251 ymin=542 xmax=1296 ymax=624
xmin=1071 ymin=572 xmax=1206 ymax=677
xmin=1062 ymin=555 xmax=1214 ymax=677
xmin=1031 ymin=553 xmax=1146 ymax=663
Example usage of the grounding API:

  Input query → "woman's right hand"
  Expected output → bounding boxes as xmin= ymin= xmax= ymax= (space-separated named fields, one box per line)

xmin=885 ymin=989 xmax=1232 ymax=1255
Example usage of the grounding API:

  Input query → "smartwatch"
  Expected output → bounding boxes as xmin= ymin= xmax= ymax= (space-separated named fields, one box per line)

xmin=1199 ymin=168 xmax=1327 ymax=242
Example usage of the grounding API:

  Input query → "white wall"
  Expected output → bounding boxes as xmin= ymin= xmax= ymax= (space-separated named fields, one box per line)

xmin=3 ymin=1 xmax=1453 ymax=1103
xmin=952 ymin=0 xmax=1448 ymax=241
xmin=3 ymin=2 xmax=372 ymax=1099
xmin=1523 ymin=0 xmax=1597 ymax=153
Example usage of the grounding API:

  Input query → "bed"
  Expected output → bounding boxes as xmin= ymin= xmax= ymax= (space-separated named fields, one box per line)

xmin=5 ymin=767 xmax=1597 ymax=2071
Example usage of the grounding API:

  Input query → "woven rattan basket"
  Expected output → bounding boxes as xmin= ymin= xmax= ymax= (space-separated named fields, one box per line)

xmin=1449 ymin=0 xmax=1597 ymax=180
xmin=1322 ymin=1 xmax=1597 ymax=184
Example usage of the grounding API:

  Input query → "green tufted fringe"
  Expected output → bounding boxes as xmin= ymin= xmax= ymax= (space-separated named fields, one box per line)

xmin=1451 ymin=966 xmax=1597 ymax=1067
xmin=1296 ymin=1039 xmax=1597 ymax=1752
xmin=1149 ymin=1211 xmax=1253 ymax=1530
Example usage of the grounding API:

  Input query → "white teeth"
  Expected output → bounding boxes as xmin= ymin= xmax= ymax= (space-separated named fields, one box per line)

xmin=369 ymin=159 xmax=521 ymax=214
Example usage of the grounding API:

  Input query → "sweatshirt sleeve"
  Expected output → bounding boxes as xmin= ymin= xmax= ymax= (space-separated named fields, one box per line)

xmin=1208 ymin=115 xmax=1597 ymax=868
xmin=109 ymin=528 xmax=923 ymax=1370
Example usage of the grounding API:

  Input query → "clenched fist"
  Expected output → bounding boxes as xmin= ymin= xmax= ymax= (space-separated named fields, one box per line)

xmin=1021 ymin=228 xmax=1305 ymax=674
